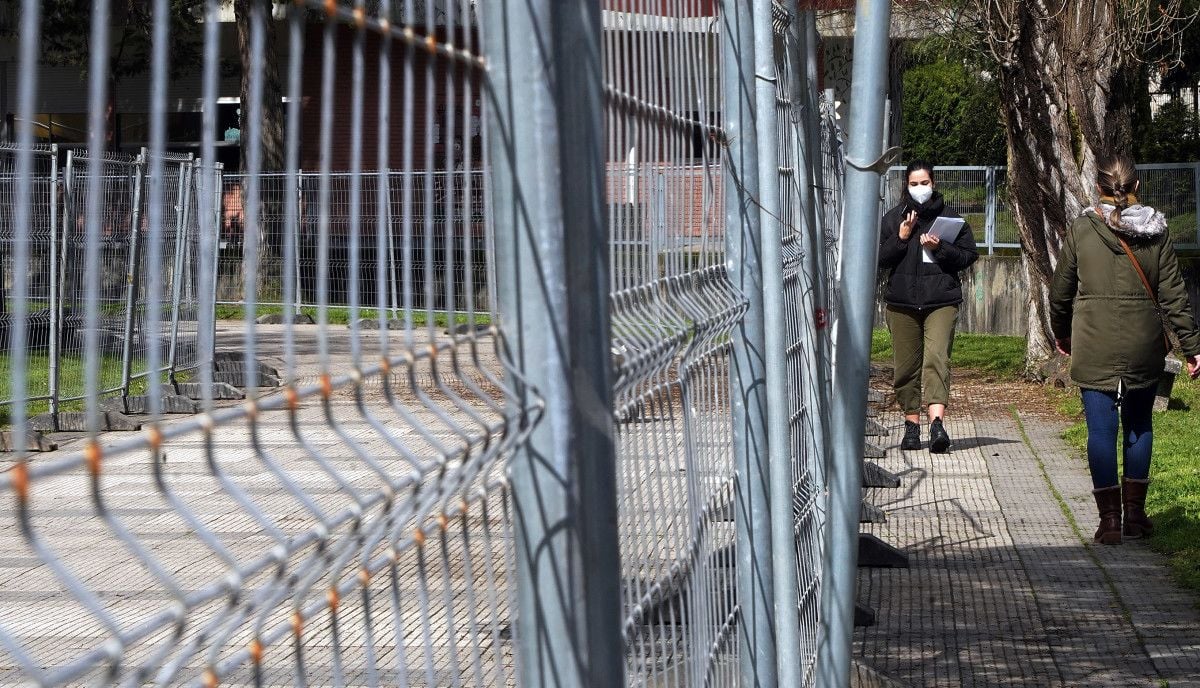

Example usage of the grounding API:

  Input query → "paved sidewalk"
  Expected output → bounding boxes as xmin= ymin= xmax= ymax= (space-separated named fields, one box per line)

xmin=856 ymin=411 xmax=1200 ymax=687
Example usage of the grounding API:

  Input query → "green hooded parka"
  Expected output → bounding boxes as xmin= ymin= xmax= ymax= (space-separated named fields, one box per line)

xmin=1049 ymin=209 xmax=1200 ymax=392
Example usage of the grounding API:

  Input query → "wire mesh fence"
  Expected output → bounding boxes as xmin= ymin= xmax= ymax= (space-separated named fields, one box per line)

xmin=0 ymin=0 xmax=868 ymax=685
xmin=218 ymin=170 xmax=489 ymax=320
xmin=0 ymin=143 xmax=57 ymax=422
xmin=603 ymin=1 xmax=742 ymax=683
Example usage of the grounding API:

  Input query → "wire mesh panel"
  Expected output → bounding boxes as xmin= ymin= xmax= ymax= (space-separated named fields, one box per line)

xmin=0 ymin=143 xmax=57 ymax=421
xmin=219 ymin=170 xmax=489 ymax=320
xmin=59 ymin=151 xmax=142 ymax=407
xmin=1137 ymin=163 xmax=1199 ymax=248
xmin=774 ymin=14 xmax=823 ymax=684
xmin=0 ymin=0 xmax=522 ymax=685
xmin=604 ymin=2 xmax=744 ymax=684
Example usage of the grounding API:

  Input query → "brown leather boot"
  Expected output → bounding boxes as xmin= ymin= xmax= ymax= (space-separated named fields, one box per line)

xmin=1092 ymin=486 xmax=1122 ymax=545
xmin=1122 ymin=478 xmax=1154 ymax=539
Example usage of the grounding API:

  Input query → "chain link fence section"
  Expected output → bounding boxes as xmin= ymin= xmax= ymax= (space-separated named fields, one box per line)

xmin=0 ymin=144 xmax=58 ymax=423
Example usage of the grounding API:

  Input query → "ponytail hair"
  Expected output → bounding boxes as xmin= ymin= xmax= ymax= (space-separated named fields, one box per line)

xmin=1096 ymin=155 xmax=1139 ymax=228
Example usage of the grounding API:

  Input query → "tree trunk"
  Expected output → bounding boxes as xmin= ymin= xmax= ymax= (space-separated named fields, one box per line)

xmin=995 ymin=4 xmax=1135 ymax=378
xmin=235 ymin=0 xmax=287 ymax=302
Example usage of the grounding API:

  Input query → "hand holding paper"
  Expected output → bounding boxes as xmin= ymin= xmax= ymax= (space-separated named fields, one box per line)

xmin=920 ymin=217 xmax=966 ymax=263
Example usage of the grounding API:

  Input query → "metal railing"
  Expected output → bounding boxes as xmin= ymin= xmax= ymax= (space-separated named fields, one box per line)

xmin=883 ymin=163 xmax=1200 ymax=251
xmin=0 ymin=1 xmax=877 ymax=686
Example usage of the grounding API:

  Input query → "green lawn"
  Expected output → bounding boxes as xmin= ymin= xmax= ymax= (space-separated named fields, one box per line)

xmin=1063 ymin=373 xmax=1200 ymax=595
xmin=214 ymin=304 xmax=492 ymax=328
xmin=871 ymin=328 xmax=1028 ymax=379
xmin=0 ymin=353 xmax=171 ymax=426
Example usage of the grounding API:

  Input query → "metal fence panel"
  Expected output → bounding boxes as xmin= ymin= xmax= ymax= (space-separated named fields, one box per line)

xmin=0 ymin=1 xmax=866 ymax=685
xmin=0 ymin=1 xmax=521 ymax=685
xmin=0 ymin=144 xmax=57 ymax=421
xmin=605 ymin=2 xmax=745 ymax=685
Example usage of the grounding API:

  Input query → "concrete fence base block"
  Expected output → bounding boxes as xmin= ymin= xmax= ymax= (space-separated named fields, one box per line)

xmin=102 ymin=395 xmax=200 ymax=415
xmin=860 ymin=499 xmax=887 ymax=524
xmin=854 ymin=600 xmax=877 ymax=627
xmin=864 ymin=417 xmax=889 ymax=436
xmin=211 ymin=371 xmax=282 ymax=388
xmin=212 ymin=352 xmax=281 ymax=379
xmin=851 ymin=659 xmax=907 ymax=688
xmin=858 ymin=532 xmax=909 ymax=568
xmin=353 ymin=317 xmax=410 ymax=331
xmin=256 ymin=312 xmax=315 ymax=325
xmin=163 ymin=382 xmax=246 ymax=401
xmin=862 ymin=461 xmax=901 ymax=488
xmin=34 ymin=411 xmax=142 ymax=432
xmin=445 ymin=323 xmax=492 ymax=336
xmin=0 ymin=429 xmax=58 ymax=452
xmin=863 ymin=440 xmax=886 ymax=459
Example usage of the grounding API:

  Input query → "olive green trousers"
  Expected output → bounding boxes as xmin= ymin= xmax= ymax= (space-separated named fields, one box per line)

xmin=885 ymin=304 xmax=959 ymax=415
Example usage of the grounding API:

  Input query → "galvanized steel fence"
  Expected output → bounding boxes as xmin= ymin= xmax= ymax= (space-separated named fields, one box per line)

xmin=0 ymin=0 xmax=888 ymax=687
xmin=0 ymin=146 xmax=211 ymax=429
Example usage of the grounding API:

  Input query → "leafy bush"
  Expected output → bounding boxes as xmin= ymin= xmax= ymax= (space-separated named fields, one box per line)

xmin=901 ymin=59 xmax=1006 ymax=166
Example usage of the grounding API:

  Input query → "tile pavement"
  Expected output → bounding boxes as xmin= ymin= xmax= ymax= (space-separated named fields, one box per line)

xmin=857 ymin=411 xmax=1200 ymax=687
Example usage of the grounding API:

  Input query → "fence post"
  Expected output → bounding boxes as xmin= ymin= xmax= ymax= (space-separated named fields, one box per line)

xmin=119 ymin=149 xmax=148 ymax=407
xmin=295 ymin=171 xmax=305 ymax=316
xmin=167 ymin=159 xmax=192 ymax=383
xmin=48 ymin=145 xmax=61 ymax=425
xmin=985 ymin=166 xmax=997 ymax=254
xmin=818 ymin=0 xmax=892 ymax=685
xmin=752 ymin=4 xmax=804 ymax=685
xmin=480 ymin=1 xmax=623 ymax=685
xmin=719 ymin=1 xmax=778 ymax=685
xmin=1194 ymin=162 xmax=1199 ymax=246
xmin=788 ymin=5 xmax=832 ymax=666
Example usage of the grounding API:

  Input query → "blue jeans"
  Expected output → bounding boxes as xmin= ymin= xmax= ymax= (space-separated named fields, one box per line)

xmin=1080 ymin=386 xmax=1156 ymax=489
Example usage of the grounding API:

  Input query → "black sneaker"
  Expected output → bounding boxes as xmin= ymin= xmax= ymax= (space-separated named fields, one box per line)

xmin=929 ymin=418 xmax=951 ymax=454
xmin=900 ymin=421 xmax=921 ymax=451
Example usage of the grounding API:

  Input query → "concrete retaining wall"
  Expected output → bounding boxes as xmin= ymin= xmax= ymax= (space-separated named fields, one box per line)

xmin=876 ymin=255 xmax=1200 ymax=337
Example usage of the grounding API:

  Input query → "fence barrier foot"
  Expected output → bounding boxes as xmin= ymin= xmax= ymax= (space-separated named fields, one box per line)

xmin=350 ymin=317 xmax=408 ymax=331
xmin=256 ymin=312 xmax=315 ymax=325
xmin=863 ymin=440 xmax=887 ymax=459
xmin=103 ymin=394 xmax=200 ymax=416
xmin=33 ymin=411 xmax=143 ymax=433
xmin=862 ymin=461 xmax=901 ymax=488
xmin=161 ymin=382 xmax=246 ymax=401
xmin=211 ymin=352 xmax=282 ymax=388
xmin=0 ymin=429 xmax=58 ymax=452
xmin=858 ymin=533 xmax=909 ymax=568
xmin=864 ymin=417 xmax=889 ymax=437
xmin=850 ymin=659 xmax=907 ymax=688
xmin=860 ymin=499 xmax=887 ymax=524
xmin=854 ymin=600 xmax=877 ymax=627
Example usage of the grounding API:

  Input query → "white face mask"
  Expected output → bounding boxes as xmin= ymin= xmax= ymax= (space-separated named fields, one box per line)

xmin=908 ymin=185 xmax=934 ymax=204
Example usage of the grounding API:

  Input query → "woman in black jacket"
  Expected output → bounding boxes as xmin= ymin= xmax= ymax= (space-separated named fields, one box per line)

xmin=878 ymin=161 xmax=979 ymax=452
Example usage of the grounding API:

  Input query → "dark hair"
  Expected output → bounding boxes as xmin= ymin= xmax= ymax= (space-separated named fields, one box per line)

xmin=905 ymin=160 xmax=935 ymax=185
xmin=1096 ymin=155 xmax=1139 ymax=228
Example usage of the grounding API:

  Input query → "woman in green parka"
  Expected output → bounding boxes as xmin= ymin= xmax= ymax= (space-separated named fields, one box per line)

xmin=1050 ymin=156 xmax=1200 ymax=546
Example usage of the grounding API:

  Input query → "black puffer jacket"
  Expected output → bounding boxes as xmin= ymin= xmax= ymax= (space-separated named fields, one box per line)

xmin=878 ymin=192 xmax=979 ymax=309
